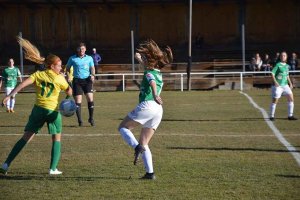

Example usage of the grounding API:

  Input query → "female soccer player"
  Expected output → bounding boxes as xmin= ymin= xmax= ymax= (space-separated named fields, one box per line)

xmin=0 ymin=58 xmax=22 ymax=113
xmin=269 ymin=51 xmax=297 ymax=121
xmin=0 ymin=37 xmax=72 ymax=175
xmin=118 ymin=39 xmax=173 ymax=180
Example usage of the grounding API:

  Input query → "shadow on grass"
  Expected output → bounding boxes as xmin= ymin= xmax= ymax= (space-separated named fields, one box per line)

xmin=275 ymin=174 xmax=300 ymax=179
xmin=0 ymin=125 xmax=25 ymax=127
xmin=167 ymin=146 xmax=300 ymax=153
xmin=161 ymin=117 xmax=296 ymax=122
xmin=0 ymin=174 xmax=130 ymax=181
xmin=162 ymin=118 xmax=267 ymax=122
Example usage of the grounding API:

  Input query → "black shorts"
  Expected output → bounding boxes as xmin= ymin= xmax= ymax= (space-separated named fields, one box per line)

xmin=72 ymin=77 xmax=93 ymax=96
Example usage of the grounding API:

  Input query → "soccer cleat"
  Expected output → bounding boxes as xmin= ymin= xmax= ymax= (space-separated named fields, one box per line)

xmin=140 ymin=173 xmax=156 ymax=180
xmin=78 ymin=121 xmax=83 ymax=127
xmin=88 ymin=118 xmax=95 ymax=126
xmin=6 ymin=109 xmax=11 ymax=113
xmin=133 ymin=144 xmax=146 ymax=165
xmin=288 ymin=116 xmax=298 ymax=120
xmin=49 ymin=168 xmax=63 ymax=175
xmin=0 ymin=163 xmax=8 ymax=175
xmin=10 ymin=109 xmax=15 ymax=113
xmin=269 ymin=117 xmax=275 ymax=121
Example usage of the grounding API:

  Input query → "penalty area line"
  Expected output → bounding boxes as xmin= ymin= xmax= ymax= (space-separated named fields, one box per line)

xmin=240 ymin=91 xmax=300 ymax=167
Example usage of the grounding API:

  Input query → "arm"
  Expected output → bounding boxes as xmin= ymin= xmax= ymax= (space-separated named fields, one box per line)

xmin=17 ymin=69 xmax=23 ymax=83
xmin=271 ymin=73 xmax=279 ymax=87
xmin=287 ymin=76 xmax=293 ymax=89
xmin=135 ymin=53 xmax=145 ymax=66
xmin=90 ymin=66 xmax=95 ymax=82
xmin=97 ymin=54 xmax=101 ymax=63
xmin=149 ymin=80 xmax=163 ymax=105
xmin=65 ymin=85 xmax=73 ymax=97
xmin=2 ymin=77 xmax=33 ymax=106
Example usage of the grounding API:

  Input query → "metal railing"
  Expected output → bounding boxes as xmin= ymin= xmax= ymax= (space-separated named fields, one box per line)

xmin=2 ymin=71 xmax=299 ymax=92
xmin=95 ymin=70 xmax=300 ymax=92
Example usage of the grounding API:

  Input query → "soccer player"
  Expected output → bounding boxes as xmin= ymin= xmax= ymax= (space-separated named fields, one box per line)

xmin=0 ymin=37 xmax=72 ymax=175
xmin=66 ymin=43 xmax=95 ymax=126
xmin=118 ymin=39 xmax=173 ymax=180
xmin=0 ymin=58 xmax=22 ymax=113
xmin=269 ymin=51 xmax=297 ymax=121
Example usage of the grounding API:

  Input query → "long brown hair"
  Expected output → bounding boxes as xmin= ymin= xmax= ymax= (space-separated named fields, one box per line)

xmin=136 ymin=39 xmax=173 ymax=69
xmin=17 ymin=36 xmax=61 ymax=68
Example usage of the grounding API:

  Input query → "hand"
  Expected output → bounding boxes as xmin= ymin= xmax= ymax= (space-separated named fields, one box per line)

xmin=154 ymin=95 xmax=163 ymax=105
xmin=90 ymin=75 xmax=95 ymax=83
xmin=2 ymin=96 xmax=10 ymax=107
xmin=290 ymin=84 xmax=293 ymax=90
xmin=274 ymin=82 xmax=280 ymax=87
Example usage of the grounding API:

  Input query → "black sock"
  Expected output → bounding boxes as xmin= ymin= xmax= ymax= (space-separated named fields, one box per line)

xmin=76 ymin=103 xmax=82 ymax=123
xmin=88 ymin=102 xmax=94 ymax=120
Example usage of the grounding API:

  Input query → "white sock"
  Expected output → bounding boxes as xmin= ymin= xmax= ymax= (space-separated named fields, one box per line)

xmin=270 ymin=103 xmax=277 ymax=117
xmin=10 ymin=98 xmax=15 ymax=110
xmin=6 ymin=101 xmax=10 ymax=110
xmin=119 ymin=127 xmax=138 ymax=148
xmin=142 ymin=145 xmax=153 ymax=173
xmin=288 ymin=101 xmax=294 ymax=117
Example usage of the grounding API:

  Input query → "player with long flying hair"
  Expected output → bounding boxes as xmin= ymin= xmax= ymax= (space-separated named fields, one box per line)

xmin=118 ymin=39 xmax=173 ymax=180
xmin=0 ymin=37 xmax=72 ymax=175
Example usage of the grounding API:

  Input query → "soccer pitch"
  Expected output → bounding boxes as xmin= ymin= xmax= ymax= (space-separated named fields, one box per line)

xmin=0 ymin=90 xmax=299 ymax=199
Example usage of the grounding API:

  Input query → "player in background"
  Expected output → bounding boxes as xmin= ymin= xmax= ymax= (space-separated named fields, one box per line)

xmin=66 ymin=43 xmax=95 ymax=126
xmin=118 ymin=39 xmax=173 ymax=180
xmin=0 ymin=58 xmax=22 ymax=113
xmin=269 ymin=51 xmax=297 ymax=121
xmin=0 ymin=37 xmax=72 ymax=175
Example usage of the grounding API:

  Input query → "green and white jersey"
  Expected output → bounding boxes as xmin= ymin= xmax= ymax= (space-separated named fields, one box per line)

xmin=1 ymin=67 xmax=21 ymax=88
xmin=139 ymin=69 xmax=163 ymax=103
xmin=271 ymin=62 xmax=290 ymax=86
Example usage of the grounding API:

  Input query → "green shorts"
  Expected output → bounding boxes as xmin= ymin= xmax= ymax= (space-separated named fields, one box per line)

xmin=25 ymin=105 xmax=62 ymax=134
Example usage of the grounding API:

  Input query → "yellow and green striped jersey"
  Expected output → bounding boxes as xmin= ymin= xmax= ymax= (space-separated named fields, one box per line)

xmin=29 ymin=69 xmax=69 ymax=111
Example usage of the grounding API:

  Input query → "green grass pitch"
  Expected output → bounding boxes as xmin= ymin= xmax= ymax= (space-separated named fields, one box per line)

xmin=0 ymin=90 xmax=299 ymax=199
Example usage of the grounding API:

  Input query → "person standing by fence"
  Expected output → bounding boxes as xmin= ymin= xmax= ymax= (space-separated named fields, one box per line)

xmin=91 ymin=48 xmax=101 ymax=80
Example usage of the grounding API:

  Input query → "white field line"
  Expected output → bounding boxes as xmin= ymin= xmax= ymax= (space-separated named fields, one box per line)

xmin=240 ymin=91 xmax=300 ymax=167
xmin=0 ymin=133 xmax=299 ymax=137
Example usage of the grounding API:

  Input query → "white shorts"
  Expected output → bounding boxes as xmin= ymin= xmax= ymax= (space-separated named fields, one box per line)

xmin=5 ymin=87 xmax=16 ymax=97
xmin=128 ymin=101 xmax=163 ymax=130
xmin=271 ymin=85 xmax=292 ymax=99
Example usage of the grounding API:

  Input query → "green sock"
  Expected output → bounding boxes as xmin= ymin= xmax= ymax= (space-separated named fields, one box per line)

xmin=50 ymin=141 xmax=61 ymax=170
xmin=5 ymin=138 xmax=27 ymax=166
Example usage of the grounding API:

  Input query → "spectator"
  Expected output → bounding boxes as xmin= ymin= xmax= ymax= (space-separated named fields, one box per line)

xmin=91 ymin=48 xmax=101 ymax=80
xmin=66 ymin=42 xmax=95 ymax=127
xmin=272 ymin=52 xmax=280 ymax=67
xmin=262 ymin=53 xmax=272 ymax=72
xmin=0 ymin=58 xmax=22 ymax=113
xmin=254 ymin=53 xmax=263 ymax=71
xmin=289 ymin=52 xmax=298 ymax=72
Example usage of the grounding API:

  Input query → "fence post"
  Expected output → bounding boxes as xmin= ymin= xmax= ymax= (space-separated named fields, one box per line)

xmin=181 ymin=74 xmax=183 ymax=92
xmin=122 ymin=74 xmax=125 ymax=92
xmin=240 ymin=72 xmax=243 ymax=91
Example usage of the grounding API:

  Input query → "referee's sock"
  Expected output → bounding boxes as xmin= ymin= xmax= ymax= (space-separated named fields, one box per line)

xmin=76 ymin=103 xmax=82 ymax=125
xmin=88 ymin=102 xmax=94 ymax=120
